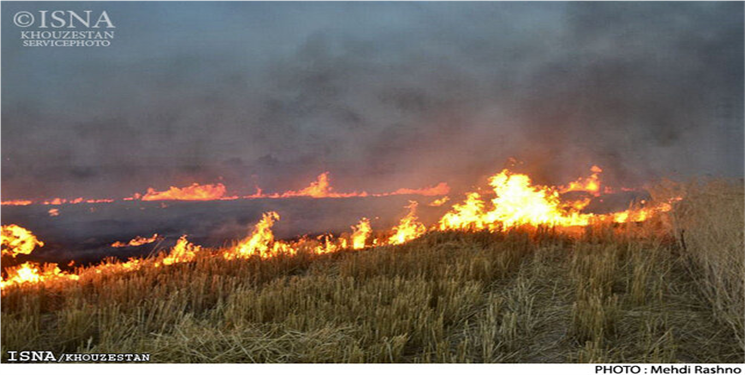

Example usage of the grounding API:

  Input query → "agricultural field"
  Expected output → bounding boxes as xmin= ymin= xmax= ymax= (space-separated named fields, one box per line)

xmin=2 ymin=178 xmax=742 ymax=363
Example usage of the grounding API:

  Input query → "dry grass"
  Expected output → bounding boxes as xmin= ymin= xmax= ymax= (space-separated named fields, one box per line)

xmin=1 ymin=179 xmax=743 ymax=363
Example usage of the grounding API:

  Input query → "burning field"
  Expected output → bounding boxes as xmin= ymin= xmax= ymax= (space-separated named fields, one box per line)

xmin=2 ymin=1 xmax=743 ymax=366
xmin=1 ymin=166 xmax=743 ymax=362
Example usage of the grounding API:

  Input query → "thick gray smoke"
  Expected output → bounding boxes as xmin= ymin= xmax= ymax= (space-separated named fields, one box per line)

xmin=2 ymin=2 xmax=742 ymax=200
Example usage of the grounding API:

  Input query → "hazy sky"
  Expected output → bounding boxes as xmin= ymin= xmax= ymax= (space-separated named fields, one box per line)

xmin=2 ymin=2 xmax=743 ymax=199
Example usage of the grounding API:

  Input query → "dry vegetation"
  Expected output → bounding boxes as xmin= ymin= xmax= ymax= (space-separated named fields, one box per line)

xmin=1 ymin=179 xmax=743 ymax=363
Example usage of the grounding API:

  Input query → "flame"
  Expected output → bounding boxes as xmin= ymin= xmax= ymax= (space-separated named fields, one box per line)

xmin=244 ymin=186 xmax=264 ymax=199
xmin=612 ymin=199 xmax=677 ymax=223
xmin=281 ymin=172 xmax=341 ymax=198
xmin=138 ymin=183 xmax=228 ymax=201
xmin=438 ymin=192 xmax=488 ymax=231
xmin=485 ymin=171 xmax=593 ymax=227
xmin=311 ymin=234 xmax=341 ymax=255
xmin=44 ymin=197 xmax=82 ymax=205
xmin=1 ymin=225 xmax=44 ymax=258
xmin=1 ymin=164 xmax=684 ymax=291
xmin=158 ymin=235 xmax=201 ymax=266
xmin=2 ymin=198 xmax=113 ymax=206
xmin=3 ymin=173 xmax=447 ymax=206
xmin=429 ymin=196 xmax=450 ymax=207
xmin=378 ymin=182 xmax=451 ymax=197
xmin=438 ymin=167 xmax=677 ymax=230
xmin=0 ymin=262 xmax=79 ymax=289
xmin=224 ymin=212 xmax=294 ymax=259
xmin=80 ymin=257 xmax=145 ymax=279
xmin=1 ymin=199 xmax=33 ymax=206
xmin=48 ymin=208 xmax=60 ymax=217
xmin=559 ymin=165 xmax=603 ymax=196
xmin=111 ymin=234 xmax=159 ymax=248
xmin=388 ymin=201 xmax=427 ymax=245
xmin=246 ymin=173 xmax=448 ymax=200
xmin=439 ymin=169 xmax=595 ymax=230
xmin=42 ymin=197 xmax=112 ymax=205
xmin=276 ymin=172 xmax=370 ymax=198
xmin=351 ymin=218 xmax=372 ymax=249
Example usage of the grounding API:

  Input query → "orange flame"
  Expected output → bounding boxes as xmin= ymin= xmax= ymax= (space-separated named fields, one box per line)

xmin=1 ymin=200 xmax=33 ymax=206
xmin=1 ymin=164 xmax=683 ymax=291
xmin=388 ymin=201 xmax=427 ymax=245
xmin=3 ymin=198 xmax=114 ymax=205
xmin=282 ymin=172 xmax=341 ymax=198
xmin=351 ymin=218 xmax=372 ymax=249
xmin=438 ymin=192 xmax=488 ymax=231
xmin=379 ymin=182 xmax=450 ymax=197
xmin=559 ymin=165 xmax=603 ymax=196
xmin=246 ymin=172 xmax=448 ymax=200
xmin=1 ymin=225 xmax=44 ymax=258
xmin=429 ymin=196 xmax=450 ymax=207
xmin=138 ymin=183 xmax=228 ymax=201
xmin=48 ymin=208 xmax=60 ymax=217
xmin=157 ymin=235 xmax=201 ymax=266
xmin=3 ymin=173 xmax=447 ymax=206
xmin=277 ymin=173 xmax=370 ymax=198
xmin=224 ymin=212 xmax=294 ymax=259
xmin=111 ymin=234 xmax=159 ymax=248
xmin=0 ymin=262 xmax=79 ymax=289
xmin=50 ymin=198 xmax=113 ymax=205
xmin=312 ymin=234 xmax=342 ymax=255
xmin=439 ymin=167 xmax=677 ymax=230
xmin=80 ymin=257 xmax=145 ymax=279
xmin=439 ymin=169 xmax=597 ymax=230
xmin=612 ymin=198 xmax=679 ymax=223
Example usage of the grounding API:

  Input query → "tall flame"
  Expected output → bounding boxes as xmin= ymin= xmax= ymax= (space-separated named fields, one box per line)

xmin=351 ymin=218 xmax=372 ymax=249
xmin=224 ymin=212 xmax=294 ymax=259
xmin=158 ymin=235 xmax=201 ymax=266
xmin=388 ymin=201 xmax=427 ymax=245
xmin=438 ymin=192 xmax=488 ymax=231
xmin=439 ymin=169 xmax=595 ymax=230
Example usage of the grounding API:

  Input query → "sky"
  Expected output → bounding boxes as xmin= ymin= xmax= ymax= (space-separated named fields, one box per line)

xmin=2 ymin=2 xmax=743 ymax=200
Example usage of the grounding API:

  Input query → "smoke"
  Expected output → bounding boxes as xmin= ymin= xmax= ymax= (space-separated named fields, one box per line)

xmin=2 ymin=2 xmax=742 ymax=200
